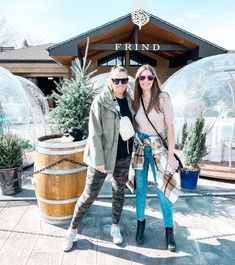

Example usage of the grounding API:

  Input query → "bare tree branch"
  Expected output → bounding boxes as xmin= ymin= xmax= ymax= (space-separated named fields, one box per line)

xmin=0 ymin=17 xmax=20 ymax=47
xmin=23 ymin=31 xmax=44 ymax=47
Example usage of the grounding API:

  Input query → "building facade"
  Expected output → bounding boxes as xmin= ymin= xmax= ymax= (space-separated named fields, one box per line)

xmin=49 ymin=11 xmax=227 ymax=83
xmin=0 ymin=11 xmax=228 ymax=97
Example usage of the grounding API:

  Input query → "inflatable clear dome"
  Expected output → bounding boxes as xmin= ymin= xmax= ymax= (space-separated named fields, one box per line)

xmin=17 ymin=76 xmax=49 ymax=116
xmin=0 ymin=66 xmax=48 ymax=143
xmin=162 ymin=53 xmax=235 ymax=149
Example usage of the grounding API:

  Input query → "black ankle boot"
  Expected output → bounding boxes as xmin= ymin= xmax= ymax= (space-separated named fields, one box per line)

xmin=165 ymin=227 xmax=176 ymax=252
xmin=136 ymin=220 xmax=145 ymax=244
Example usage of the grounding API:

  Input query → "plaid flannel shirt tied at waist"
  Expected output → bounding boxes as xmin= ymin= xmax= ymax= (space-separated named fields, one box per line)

xmin=131 ymin=135 xmax=181 ymax=204
xmin=132 ymin=135 xmax=165 ymax=170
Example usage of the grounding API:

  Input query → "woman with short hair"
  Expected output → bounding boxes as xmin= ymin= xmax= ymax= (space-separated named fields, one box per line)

xmin=63 ymin=66 xmax=134 ymax=251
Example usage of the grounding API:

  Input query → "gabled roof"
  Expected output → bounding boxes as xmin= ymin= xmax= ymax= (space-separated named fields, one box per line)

xmin=0 ymin=43 xmax=56 ymax=63
xmin=48 ymin=13 xmax=228 ymax=65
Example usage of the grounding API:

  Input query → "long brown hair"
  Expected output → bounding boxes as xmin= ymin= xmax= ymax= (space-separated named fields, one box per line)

xmin=133 ymin=64 xmax=162 ymax=113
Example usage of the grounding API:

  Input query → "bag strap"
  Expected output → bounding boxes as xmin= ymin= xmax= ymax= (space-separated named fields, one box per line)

xmin=140 ymin=96 xmax=165 ymax=143
xmin=113 ymin=97 xmax=122 ymax=119
xmin=140 ymin=96 xmax=183 ymax=169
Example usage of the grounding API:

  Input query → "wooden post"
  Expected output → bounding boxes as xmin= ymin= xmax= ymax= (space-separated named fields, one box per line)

xmin=77 ymin=46 xmax=83 ymax=68
xmin=134 ymin=25 xmax=139 ymax=44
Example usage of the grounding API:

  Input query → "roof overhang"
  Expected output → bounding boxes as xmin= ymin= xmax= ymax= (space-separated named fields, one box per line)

xmin=48 ymin=13 xmax=228 ymax=66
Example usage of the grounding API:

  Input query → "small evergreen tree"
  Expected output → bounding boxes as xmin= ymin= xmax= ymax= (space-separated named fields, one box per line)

xmin=182 ymin=116 xmax=208 ymax=171
xmin=0 ymin=132 xmax=23 ymax=169
xmin=180 ymin=121 xmax=188 ymax=150
xmin=49 ymin=39 xmax=97 ymax=135
xmin=22 ymin=39 xmax=30 ymax=48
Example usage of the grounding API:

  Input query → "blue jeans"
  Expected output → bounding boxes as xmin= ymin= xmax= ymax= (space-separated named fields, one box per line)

xmin=135 ymin=132 xmax=173 ymax=227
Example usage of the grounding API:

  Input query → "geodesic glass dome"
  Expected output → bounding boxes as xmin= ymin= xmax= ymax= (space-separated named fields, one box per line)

xmin=17 ymin=76 xmax=49 ymax=116
xmin=162 ymin=53 xmax=235 ymax=146
xmin=0 ymin=66 xmax=48 ymax=143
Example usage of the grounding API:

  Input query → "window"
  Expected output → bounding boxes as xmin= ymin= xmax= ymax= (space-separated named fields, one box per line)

xmin=129 ymin=51 xmax=157 ymax=66
xmin=98 ymin=51 xmax=157 ymax=67
xmin=98 ymin=51 xmax=125 ymax=66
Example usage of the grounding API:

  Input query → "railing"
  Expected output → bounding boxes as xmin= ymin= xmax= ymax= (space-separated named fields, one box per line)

xmin=0 ymin=46 xmax=15 ymax=52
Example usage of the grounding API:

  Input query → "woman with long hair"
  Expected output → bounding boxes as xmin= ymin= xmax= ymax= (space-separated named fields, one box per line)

xmin=132 ymin=64 xmax=179 ymax=252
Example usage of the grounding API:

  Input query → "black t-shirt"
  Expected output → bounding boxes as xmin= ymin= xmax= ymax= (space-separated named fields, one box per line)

xmin=116 ymin=97 xmax=134 ymax=160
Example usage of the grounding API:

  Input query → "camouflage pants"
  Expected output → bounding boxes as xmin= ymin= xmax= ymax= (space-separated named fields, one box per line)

xmin=71 ymin=155 xmax=131 ymax=228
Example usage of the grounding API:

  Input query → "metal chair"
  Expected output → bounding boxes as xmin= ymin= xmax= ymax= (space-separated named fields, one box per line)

xmin=223 ymin=123 xmax=235 ymax=169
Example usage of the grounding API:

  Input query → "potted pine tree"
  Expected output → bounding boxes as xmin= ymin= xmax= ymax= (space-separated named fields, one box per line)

xmin=0 ymin=132 xmax=24 ymax=195
xmin=180 ymin=116 xmax=208 ymax=189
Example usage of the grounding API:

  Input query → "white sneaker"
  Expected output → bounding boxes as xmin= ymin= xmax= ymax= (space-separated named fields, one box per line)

xmin=110 ymin=226 xmax=123 ymax=244
xmin=63 ymin=228 xmax=77 ymax=252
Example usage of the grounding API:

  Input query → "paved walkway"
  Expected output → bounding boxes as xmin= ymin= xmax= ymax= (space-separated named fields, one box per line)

xmin=0 ymin=168 xmax=235 ymax=265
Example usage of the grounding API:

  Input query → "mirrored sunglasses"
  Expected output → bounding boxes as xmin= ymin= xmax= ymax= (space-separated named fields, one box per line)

xmin=111 ymin=78 xmax=129 ymax=85
xmin=139 ymin=75 xmax=155 ymax=81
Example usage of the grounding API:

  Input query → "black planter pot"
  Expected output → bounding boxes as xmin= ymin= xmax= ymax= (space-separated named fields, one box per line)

xmin=0 ymin=167 xmax=22 ymax=195
xmin=180 ymin=168 xmax=200 ymax=189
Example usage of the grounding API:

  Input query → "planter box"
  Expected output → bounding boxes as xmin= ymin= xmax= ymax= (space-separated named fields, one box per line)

xmin=0 ymin=167 xmax=22 ymax=195
xmin=180 ymin=168 xmax=200 ymax=189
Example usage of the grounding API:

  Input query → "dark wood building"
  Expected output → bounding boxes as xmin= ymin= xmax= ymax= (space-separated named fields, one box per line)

xmin=0 ymin=11 xmax=228 ymax=95
xmin=0 ymin=44 xmax=70 ymax=98
xmin=48 ymin=12 xmax=228 ymax=82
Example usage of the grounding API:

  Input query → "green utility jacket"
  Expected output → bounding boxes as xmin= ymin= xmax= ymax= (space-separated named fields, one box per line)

xmin=83 ymin=86 xmax=134 ymax=174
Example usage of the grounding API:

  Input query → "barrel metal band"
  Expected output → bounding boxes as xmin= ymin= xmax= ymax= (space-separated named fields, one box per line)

xmin=36 ymin=147 xmax=85 ymax=155
xmin=36 ymin=194 xmax=79 ymax=204
xmin=37 ymin=139 xmax=87 ymax=148
xmin=34 ymin=166 xmax=87 ymax=175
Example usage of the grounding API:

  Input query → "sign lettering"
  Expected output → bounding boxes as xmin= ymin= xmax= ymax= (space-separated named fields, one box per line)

xmin=115 ymin=43 xmax=160 ymax=51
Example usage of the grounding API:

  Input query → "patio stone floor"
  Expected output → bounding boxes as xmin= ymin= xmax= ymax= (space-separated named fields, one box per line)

xmin=0 ymin=166 xmax=235 ymax=265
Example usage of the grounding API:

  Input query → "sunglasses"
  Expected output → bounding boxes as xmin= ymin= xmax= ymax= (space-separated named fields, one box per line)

xmin=111 ymin=78 xmax=129 ymax=85
xmin=139 ymin=75 xmax=155 ymax=81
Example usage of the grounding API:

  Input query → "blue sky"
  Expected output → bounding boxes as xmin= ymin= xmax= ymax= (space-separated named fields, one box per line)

xmin=0 ymin=0 xmax=235 ymax=49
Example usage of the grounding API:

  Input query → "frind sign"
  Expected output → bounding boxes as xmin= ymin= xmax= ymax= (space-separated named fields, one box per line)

xmin=115 ymin=43 xmax=160 ymax=51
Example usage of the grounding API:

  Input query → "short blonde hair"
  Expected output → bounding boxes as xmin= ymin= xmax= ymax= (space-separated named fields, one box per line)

xmin=110 ymin=65 xmax=128 ymax=76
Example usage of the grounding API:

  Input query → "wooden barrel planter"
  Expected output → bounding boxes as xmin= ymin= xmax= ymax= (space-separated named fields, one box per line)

xmin=34 ymin=134 xmax=87 ymax=224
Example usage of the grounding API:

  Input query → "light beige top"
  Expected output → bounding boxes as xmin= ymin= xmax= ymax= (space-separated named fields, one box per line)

xmin=135 ymin=92 xmax=174 ymax=136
